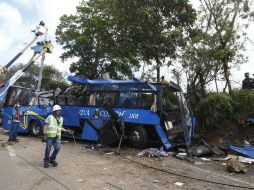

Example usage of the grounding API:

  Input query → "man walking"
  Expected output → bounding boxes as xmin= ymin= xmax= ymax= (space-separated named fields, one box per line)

xmin=43 ymin=105 xmax=71 ymax=168
xmin=8 ymin=102 xmax=21 ymax=142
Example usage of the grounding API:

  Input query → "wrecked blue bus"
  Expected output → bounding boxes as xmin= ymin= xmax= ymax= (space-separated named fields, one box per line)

xmin=57 ymin=76 xmax=196 ymax=149
xmin=2 ymin=76 xmax=196 ymax=149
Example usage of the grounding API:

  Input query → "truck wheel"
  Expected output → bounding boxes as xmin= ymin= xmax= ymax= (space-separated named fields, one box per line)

xmin=28 ymin=120 xmax=42 ymax=136
xmin=128 ymin=125 xmax=148 ymax=149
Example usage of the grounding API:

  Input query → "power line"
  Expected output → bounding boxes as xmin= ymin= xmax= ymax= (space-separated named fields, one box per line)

xmin=118 ymin=154 xmax=254 ymax=190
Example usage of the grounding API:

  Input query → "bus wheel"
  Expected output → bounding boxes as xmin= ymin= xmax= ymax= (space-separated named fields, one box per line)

xmin=29 ymin=120 xmax=42 ymax=136
xmin=128 ymin=125 xmax=148 ymax=149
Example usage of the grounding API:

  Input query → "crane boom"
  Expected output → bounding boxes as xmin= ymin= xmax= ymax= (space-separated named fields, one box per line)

xmin=0 ymin=21 xmax=47 ymax=75
xmin=0 ymin=41 xmax=53 ymax=104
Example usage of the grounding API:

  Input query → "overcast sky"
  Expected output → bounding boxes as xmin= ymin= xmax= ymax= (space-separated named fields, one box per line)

xmin=0 ymin=0 xmax=253 ymax=89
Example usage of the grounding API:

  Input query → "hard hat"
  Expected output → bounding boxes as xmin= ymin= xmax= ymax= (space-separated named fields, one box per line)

xmin=53 ymin=105 xmax=61 ymax=112
xmin=15 ymin=103 xmax=20 ymax=108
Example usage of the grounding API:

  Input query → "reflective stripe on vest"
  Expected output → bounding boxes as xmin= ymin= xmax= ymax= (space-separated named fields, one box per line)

xmin=47 ymin=115 xmax=63 ymax=139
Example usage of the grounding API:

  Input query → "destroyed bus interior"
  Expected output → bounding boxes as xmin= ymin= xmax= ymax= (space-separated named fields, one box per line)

xmin=4 ymin=86 xmax=54 ymax=108
xmin=55 ymin=76 xmax=195 ymax=150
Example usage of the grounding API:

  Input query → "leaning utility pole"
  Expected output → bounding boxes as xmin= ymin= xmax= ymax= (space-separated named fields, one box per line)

xmin=36 ymin=21 xmax=48 ymax=91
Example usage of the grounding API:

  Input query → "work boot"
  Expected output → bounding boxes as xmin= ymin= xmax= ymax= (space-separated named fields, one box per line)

xmin=44 ymin=162 xmax=49 ymax=168
xmin=50 ymin=160 xmax=58 ymax=167
xmin=13 ymin=139 xmax=19 ymax=142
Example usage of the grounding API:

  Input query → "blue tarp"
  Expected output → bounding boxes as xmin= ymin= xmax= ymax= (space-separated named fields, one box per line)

xmin=229 ymin=145 xmax=254 ymax=158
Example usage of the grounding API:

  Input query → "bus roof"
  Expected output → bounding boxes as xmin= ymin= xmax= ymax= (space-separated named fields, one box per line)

xmin=68 ymin=76 xmax=144 ymax=85
xmin=68 ymin=76 xmax=181 ymax=92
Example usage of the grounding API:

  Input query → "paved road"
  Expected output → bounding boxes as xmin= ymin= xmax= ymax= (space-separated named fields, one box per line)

xmin=0 ymin=130 xmax=254 ymax=190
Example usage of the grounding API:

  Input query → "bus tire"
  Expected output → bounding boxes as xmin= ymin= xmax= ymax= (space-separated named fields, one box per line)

xmin=128 ymin=125 xmax=148 ymax=149
xmin=28 ymin=120 xmax=42 ymax=136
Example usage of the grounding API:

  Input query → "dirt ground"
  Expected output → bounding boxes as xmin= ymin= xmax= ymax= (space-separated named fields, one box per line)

xmin=0 ymin=128 xmax=254 ymax=190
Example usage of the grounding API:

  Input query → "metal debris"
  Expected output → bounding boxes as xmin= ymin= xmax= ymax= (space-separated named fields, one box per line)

xmin=188 ymin=145 xmax=212 ymax=157
xmin=238 ymin=156 xmax=254 ymax=164
xmin=175 ymin=182 xmax=184 ymax=187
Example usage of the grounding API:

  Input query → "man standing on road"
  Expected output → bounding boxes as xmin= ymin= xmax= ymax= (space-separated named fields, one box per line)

xmin=242 ymin=72 xmax=254 ymax=89
xmin=8 ymin=102 xmax=21 ymax=142
xmin=43 ymin=105 xmax=71 ymax=168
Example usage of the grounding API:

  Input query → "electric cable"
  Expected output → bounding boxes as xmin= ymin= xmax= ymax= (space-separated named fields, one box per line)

xmin=71 ymin=135 xmax=124 ymax=190
xmin=117 ymin=154 xmax=254 ymax=190
xmin=70 ymin=127 xmax=254 ymax=190
xmin=66 ymin=121 xmax=254 ymax=190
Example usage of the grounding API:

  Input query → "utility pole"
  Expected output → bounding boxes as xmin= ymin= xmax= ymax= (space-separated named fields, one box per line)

xmin=36 ymin=21 xmax=48 ymax=91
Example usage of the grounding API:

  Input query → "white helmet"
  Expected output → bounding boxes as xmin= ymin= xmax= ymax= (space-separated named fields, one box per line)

xmin=53 ymin=105 xmax=61 ymax=112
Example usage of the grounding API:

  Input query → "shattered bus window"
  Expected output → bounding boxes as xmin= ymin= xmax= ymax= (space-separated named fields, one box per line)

xmin=119 ymin=91 xmax=139 ymax=108
xmin=140 ymin=92 xmax=155 ymax=109
xmin=96 ymin=92 xmax=117 ymax=107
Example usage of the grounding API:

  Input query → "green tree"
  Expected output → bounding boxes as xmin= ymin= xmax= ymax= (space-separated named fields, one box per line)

xmin=175 ymin=0 xmax=253 ymax=102
xmin=197 ymin=0 xmax=253 ymax=93
xmin=56 ymin=0 xmax=139 ymax=79
xmin=0 ymin=64 xmax=68 ymax=91
xmin=56 ymin=0 xmax=196 ymax=81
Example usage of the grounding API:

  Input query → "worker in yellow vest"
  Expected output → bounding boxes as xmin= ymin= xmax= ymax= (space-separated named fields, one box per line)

xmin=43 ymin=105 xmax=71 ymax=168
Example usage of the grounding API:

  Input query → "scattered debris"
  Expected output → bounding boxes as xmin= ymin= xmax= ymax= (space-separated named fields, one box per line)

xmin=202 ymin=140 xmax=225 ymax=156
xmin=194 ymin=161 xmax=203 ymax=166
xmin=152 ymin=180 xmax=160 ymax=183
xmin=138 ymin=148 xmax=160 ymax=157
xmin=174 ymin=182 xmax=184 ymax=187
xmin=227 ymin=159 xmax=247 ymax=173
xmin=174 ymin=153 xmax=188 ymax=160
xmin=238 ymin=156 xmax=254 ymax=164
xmin=221 ymin=163 xmax=227 ymax=166
xmin=200 ymin=157 xmax=211 ymax=162
xmin=244 ymin=140 xmax=250 ymax=145
xmin=188 ymin=145 xmax=212 ymax=157
xmin=77 ymin=179 xmax=84 ymax=182
xmin=219 ymin=138 xmax=234 ymax=151
xmin=138 ymin=148 xmax=170 ymax=158
xmin=81 ymin=144 xmax=102 ymax=151
xmin=229 ymin=145 xmax=254 ymax=159
xmin=213 ymin=155 xmax=238 ymax=161
xmin=105 ymin=152 xmax=114 ymax=155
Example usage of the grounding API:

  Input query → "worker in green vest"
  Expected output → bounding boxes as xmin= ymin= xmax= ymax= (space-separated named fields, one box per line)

xmin=43 ymin=105 xmax=71 ymax=168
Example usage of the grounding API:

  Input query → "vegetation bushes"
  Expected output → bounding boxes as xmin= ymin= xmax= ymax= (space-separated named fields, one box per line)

xmin=196 ymin=90 xmax=254 ymax=129
xmin=231 ymin=90 xmax=254 ymax=121
xmin=196 ymin=93 xmax=233 ymax=129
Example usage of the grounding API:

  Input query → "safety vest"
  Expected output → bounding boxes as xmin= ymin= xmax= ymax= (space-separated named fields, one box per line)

xmin=47 ymin=115 xmax=63 ymax=139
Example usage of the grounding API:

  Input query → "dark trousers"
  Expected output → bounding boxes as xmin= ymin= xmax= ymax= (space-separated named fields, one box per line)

xmin=9 ymin=122 xmax=19 ymax=141
xmin=44 ymin=137 xmax=61 ymax=163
